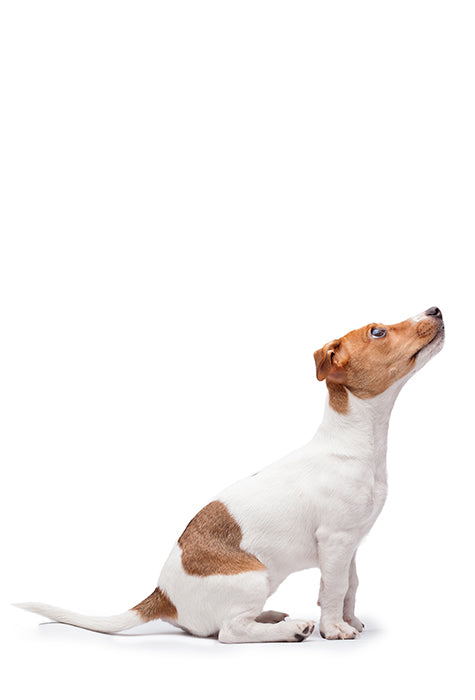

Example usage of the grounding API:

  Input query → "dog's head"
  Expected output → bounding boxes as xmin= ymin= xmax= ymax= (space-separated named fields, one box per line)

xmin=314 ymin=307 xmax=444 ymax=410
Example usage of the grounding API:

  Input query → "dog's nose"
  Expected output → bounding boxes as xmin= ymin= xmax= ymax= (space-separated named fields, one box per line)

xmin=425 ymin=307 xmax=442 ymax=319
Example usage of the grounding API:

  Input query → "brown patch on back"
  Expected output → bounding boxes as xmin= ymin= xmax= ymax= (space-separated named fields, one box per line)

xmin=132 ymin=586 xmax=177 ymax=621
xmin=178 ymin=500 xmax=266 ymax=576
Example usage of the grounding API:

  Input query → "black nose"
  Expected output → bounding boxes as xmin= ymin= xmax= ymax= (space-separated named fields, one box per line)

xmin=425 ymin=306 xmax=442 ymax=319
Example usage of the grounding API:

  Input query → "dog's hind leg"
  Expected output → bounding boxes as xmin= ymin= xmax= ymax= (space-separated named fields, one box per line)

xmin=182 ymin=568 xmax=314 ymax=643
xmin=219 ymin=612 xmax=315 ymax=643
xmin=216 ymin=570 xmax=314 ymax=643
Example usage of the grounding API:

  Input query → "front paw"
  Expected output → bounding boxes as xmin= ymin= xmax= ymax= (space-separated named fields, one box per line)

xmin=343 ymin=615 xmax=364 ymax=633
xmin=320 ymin=620 xmax=360 ymax=640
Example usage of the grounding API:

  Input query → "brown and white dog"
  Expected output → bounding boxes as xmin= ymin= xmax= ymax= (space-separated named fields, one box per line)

xmin=16 ymin=307 xmax=444 ymax=643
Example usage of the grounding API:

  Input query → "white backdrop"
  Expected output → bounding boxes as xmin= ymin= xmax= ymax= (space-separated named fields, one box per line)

xmin=1 ymin=2 xmax=473 ymax=698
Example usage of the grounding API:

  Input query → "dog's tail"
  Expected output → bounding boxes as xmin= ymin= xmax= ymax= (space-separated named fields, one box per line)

xmin=14 ymin=586 xmax=177 ymax=634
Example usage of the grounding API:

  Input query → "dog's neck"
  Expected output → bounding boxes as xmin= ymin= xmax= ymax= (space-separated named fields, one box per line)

xmin=314 ymin=378 xmax=407 ymax=483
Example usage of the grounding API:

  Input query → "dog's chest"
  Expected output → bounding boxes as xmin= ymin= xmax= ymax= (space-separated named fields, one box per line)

xmin=219 ymin=449 xmax=387 ymax=579
xmin=312 ymin=452 xmax=388 ymax=533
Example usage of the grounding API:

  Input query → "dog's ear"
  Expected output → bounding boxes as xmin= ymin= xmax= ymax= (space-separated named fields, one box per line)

xmin=313 ymin=340 xmax=347 ymax=382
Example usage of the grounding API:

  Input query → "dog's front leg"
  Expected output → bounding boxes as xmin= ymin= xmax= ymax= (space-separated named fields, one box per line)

xmin=316 ymin=530 xmax=360 ymax=640
xmin=342 ymin=553 xmax=364 ymax=632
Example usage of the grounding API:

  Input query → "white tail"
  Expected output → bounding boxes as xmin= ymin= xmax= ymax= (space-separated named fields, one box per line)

xmin=14 ymin=602 xmax=142 ymax=633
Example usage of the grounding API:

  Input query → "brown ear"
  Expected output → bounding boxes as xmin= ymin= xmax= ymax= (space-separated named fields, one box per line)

xmin=313 ymin=339 xmax=347 ymax=382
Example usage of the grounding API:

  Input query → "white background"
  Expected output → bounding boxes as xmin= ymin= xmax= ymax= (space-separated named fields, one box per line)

xmin=1 ymin=1 xmax=474 ymax=698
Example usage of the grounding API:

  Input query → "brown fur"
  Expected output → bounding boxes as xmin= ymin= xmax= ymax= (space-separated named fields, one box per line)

xmin=178 ymin=500 xmax=266 ymax=576
xmin=132 ymin=586 xmax=178 ymax=621
xmin=327 ymin=381 xmax=350 ymax=413
xmin=314 ymin=340 xmax=341 ymax=381
xmin=314 ymin=315 xmax=443 ymax=412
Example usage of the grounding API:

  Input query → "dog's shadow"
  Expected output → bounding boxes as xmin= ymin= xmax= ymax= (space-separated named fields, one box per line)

xmin=38 ymin=619 xmax=195 ymax=638
xmin=39 ymin=617 xmax=384 ymax=643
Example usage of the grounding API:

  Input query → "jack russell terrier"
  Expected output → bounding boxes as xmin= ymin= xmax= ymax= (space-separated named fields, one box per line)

xmin=16 ymin=307 xmax=444 ymax=643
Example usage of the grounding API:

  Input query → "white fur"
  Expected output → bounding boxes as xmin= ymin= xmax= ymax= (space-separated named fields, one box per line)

xmin=156 ymin=388 xmax=399 ymax=640
xmin=16 ymin=311 xmax=444 ymax=643
xmin=13 ymin=603 xmax=141 ymax=633
xmin=156 ymin=322 xmax=444 ymax=642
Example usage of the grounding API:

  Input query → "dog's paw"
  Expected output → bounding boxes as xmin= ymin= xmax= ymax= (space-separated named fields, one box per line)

xmin=343 ymin=615 xmax=364 ymax=633
xmin=320 ymin=620 xmax=359 ymax=640
xmin=292 ymin=620 xmax=316 ymax=642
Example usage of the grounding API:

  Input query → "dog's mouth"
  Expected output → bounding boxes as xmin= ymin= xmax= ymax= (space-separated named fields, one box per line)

xmin=410 ymin=324 xmax=445 ymax=361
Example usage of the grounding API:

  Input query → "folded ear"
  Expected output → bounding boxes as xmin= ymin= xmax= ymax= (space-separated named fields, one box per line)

xmin=313 ymin=339 xmax=347 ymax=382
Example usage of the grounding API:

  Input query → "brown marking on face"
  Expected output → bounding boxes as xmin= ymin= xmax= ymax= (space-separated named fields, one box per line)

xmin=314 ymin=314 xmax=443 ymax=411
xmin=132 ymin=586 xmax=178 ymax=621
xmin=178 ymin=500 xmax=266 ymax=576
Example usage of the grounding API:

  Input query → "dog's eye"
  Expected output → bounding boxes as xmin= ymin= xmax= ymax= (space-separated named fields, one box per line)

xmin=370 ymin=328 xmax=387 ymax=338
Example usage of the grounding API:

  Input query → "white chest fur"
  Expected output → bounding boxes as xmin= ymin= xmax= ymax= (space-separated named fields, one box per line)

xmin=218 ymin=379 xmax=406 ymax=592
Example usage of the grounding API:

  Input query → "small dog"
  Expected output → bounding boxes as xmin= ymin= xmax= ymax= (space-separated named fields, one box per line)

xmin=16 ymin=307 xmax=444 ymax=643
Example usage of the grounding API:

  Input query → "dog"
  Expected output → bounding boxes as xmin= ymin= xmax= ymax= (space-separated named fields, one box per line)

xmin=16 ymin=307 xmax=444 ymax=643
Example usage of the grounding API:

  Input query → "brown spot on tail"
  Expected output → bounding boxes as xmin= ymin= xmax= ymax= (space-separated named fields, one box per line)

xmin=132 ymin=586 xmax=177 ymax=621
xmin=178 ymin=500 xmax=266 ymax=576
